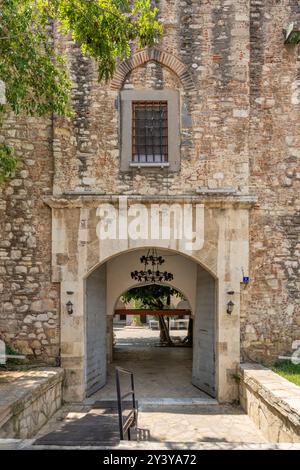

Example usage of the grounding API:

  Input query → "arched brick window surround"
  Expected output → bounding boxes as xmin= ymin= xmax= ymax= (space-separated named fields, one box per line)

xmin=110 ymin=48 xmax=196 ymax=91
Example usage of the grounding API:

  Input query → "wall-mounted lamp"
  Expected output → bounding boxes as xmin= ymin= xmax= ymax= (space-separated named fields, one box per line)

xmin=66 ymin=300 xmax=73 ymax=315
xmin=227 ymin=300 xmax=235 ymax=315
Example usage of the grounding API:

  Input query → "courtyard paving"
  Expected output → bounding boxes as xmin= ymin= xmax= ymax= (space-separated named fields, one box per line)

xmin=87 ymin=347 xmax=208 ymax=402
xmin=31 ymin=402 xmax=267 ymax=446
xmin=114 ymin=324 xmax=187 ymax=347
xmin=87 ymin=326 xmax=207 ymax=402
xmin=137 ymin=405 xmax=267 ymax=444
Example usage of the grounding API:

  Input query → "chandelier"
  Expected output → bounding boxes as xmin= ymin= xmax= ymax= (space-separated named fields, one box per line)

xmin=131 ymin=249 xmax=174 ymax=283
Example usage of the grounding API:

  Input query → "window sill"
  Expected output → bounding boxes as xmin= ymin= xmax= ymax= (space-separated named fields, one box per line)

xmin=129 ymin=162 xmax=170 ymax=169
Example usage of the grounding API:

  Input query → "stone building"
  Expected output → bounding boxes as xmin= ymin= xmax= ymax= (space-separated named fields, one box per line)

xmin=0 ymin=1 xmax=299 ymax=403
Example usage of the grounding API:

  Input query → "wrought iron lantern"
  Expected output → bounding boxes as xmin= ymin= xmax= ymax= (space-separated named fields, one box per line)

xmin=66 ymin=300 xmax=74 ymax=315
xmin=131 ymin=249 xmax=174 ymax=283
xmin=226 ymin=300 xmax=235 ymax=315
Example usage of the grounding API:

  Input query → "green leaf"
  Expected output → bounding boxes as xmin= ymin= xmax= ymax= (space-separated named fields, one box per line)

xmin=0 ymin=0 xmax=162 ymax=182
xmin=0 ymin=144 xmax=18 ymax=182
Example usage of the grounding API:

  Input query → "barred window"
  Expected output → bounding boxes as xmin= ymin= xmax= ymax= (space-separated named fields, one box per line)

xmin=132 ymin=101 xmax=168 ymax=163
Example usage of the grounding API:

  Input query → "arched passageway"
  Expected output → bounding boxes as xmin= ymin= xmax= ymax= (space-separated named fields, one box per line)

xmin=85 ymin=248 xmax=217 ymax=399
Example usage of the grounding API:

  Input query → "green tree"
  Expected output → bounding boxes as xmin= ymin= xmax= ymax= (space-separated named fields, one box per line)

xmin=122 ymin=284 xmax=187 ymax=346
xmin=0 ymin=0 xmax=162 ymax=181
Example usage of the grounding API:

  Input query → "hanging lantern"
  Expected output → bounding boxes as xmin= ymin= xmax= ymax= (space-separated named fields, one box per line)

xmin=131 ymin=249 xmax=174 ymax=283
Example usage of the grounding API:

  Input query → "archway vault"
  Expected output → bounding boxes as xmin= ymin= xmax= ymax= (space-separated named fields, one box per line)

xmin=104 ymin=248 xmax=207 ymax=316
xmin=85 ymin=248 xmax=217 ymax=398
xmin=84 ymin=245 xmax=218 ymax=283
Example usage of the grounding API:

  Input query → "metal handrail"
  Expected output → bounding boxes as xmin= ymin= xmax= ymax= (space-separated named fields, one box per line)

xmin=116 ymin=367 xmax=138 ymax=440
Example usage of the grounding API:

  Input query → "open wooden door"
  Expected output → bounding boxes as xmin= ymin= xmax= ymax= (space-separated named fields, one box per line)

xmin=86 ymin=264 xmax=107 ymax=397
xmin=192 ymin=265 xmax=216 ymax=398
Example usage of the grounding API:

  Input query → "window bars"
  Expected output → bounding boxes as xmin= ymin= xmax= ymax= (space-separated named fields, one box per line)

xmin=132 ymin=101 xmax=168 ymax=163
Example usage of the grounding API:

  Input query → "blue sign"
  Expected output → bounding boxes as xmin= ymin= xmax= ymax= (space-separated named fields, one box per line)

xmin=243 ymin=276 xmax=250 ymax=284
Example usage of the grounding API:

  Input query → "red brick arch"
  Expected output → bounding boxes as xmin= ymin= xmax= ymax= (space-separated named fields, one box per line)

xmin=110 ymin=48 xmax=196 ymax=91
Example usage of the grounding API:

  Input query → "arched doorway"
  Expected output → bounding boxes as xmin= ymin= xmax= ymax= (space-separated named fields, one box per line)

xmin=85 ymin=248 xmax=217 ymax=398
xmin=114 ymin=283 xmax=192 ymax=347
xmin=49 ymin=195 xmax=249 ymax=403
xmin=108 ymin=284 xmax=195 ymax=399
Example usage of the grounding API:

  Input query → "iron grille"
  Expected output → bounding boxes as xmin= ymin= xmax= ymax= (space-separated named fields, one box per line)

xmin=132 ymin=101 xmax=168 ymax=163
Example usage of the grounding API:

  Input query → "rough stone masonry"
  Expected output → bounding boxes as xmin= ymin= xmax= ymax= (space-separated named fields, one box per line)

xmin=0 ymin=1 xmax=299 ymax=370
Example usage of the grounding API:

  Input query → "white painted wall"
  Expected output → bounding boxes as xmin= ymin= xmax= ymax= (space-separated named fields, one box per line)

xmin=106 ymin=249 xmax=198 ymax=315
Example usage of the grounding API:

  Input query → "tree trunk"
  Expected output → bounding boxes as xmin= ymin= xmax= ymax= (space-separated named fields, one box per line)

xmin=158 ymin=315 xmax=173 ymax=345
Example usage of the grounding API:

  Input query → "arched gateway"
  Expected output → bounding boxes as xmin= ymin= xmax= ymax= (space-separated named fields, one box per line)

xmin=85 ymin=248 xmax=216 ymax=398
xmin=46 ymin=195 xmax=252 ymax=403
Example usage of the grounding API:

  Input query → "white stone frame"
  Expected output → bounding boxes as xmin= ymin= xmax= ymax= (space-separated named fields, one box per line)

xmin=120 ymin=90 xmax=180 ymax=172
xmin=45 ymin=195 xmax=254 ymax=403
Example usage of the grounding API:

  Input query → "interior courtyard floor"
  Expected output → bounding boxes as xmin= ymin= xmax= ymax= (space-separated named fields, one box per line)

xmin=85 ymin=325 xmax=210 ymax=403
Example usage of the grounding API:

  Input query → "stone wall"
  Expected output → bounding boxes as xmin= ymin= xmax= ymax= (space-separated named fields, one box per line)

xmin=0 ymin=368 xmax=64 ymax=439
xmin=53 ymin=0 xmax=250 ymax=196
xmin=0 ymin=0 xmax=299 ymax=368
xmin=0 ymin=0 xmax=251 ymax=365
xmin=239 ymin=363 xmax=300 ymax=443
xmin=241 ymin=0 xmax=300 ymax=362
xmin=0 ymin=113 xmax=59 ymax=364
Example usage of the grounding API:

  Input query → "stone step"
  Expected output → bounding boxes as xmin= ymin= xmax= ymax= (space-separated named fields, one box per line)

xmin=138 ymin=397 xmax=218 ymax=411
xmin=89 ymin=397 xmax=218 ymax=411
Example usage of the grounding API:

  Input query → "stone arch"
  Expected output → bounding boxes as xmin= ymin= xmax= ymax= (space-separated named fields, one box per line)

xmin=84 ymin=245 xmax=218 ymax=282
xmin=110 ymin=48 xmax=196 ymax=91
xmin=85 ymin=247 xmax=217 ymax=398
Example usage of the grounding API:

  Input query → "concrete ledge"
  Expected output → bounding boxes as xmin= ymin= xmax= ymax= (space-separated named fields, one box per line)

xmin=44 ymin=193 xmax=258 ymax=209
xmin=239 ymin=363 xmax=300 ymax=443
xmin=0 ymin=368 xmax=64 ymax=439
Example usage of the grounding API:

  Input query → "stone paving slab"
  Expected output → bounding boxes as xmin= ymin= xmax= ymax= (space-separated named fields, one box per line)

xmin=139 ymin=397 xmax=218 ymax=410
xmin=86 ymin=346 xmax=208 ymax=403
xmin=137 ymin=405 xmax=267 ymax=444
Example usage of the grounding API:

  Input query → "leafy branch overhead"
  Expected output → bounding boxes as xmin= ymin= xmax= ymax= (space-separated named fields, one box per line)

xmin=121 ymin=284 xmax=185 ymax=310
xmin=0 ymin=145 xmax=17 ymax=183
xmin=121 ymin=285 xmax=191 ymax=347
xmin=54 ymin=0 xmax=162 ymax=81
xmin=0 ymin=0 xmax=162 ymax=180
